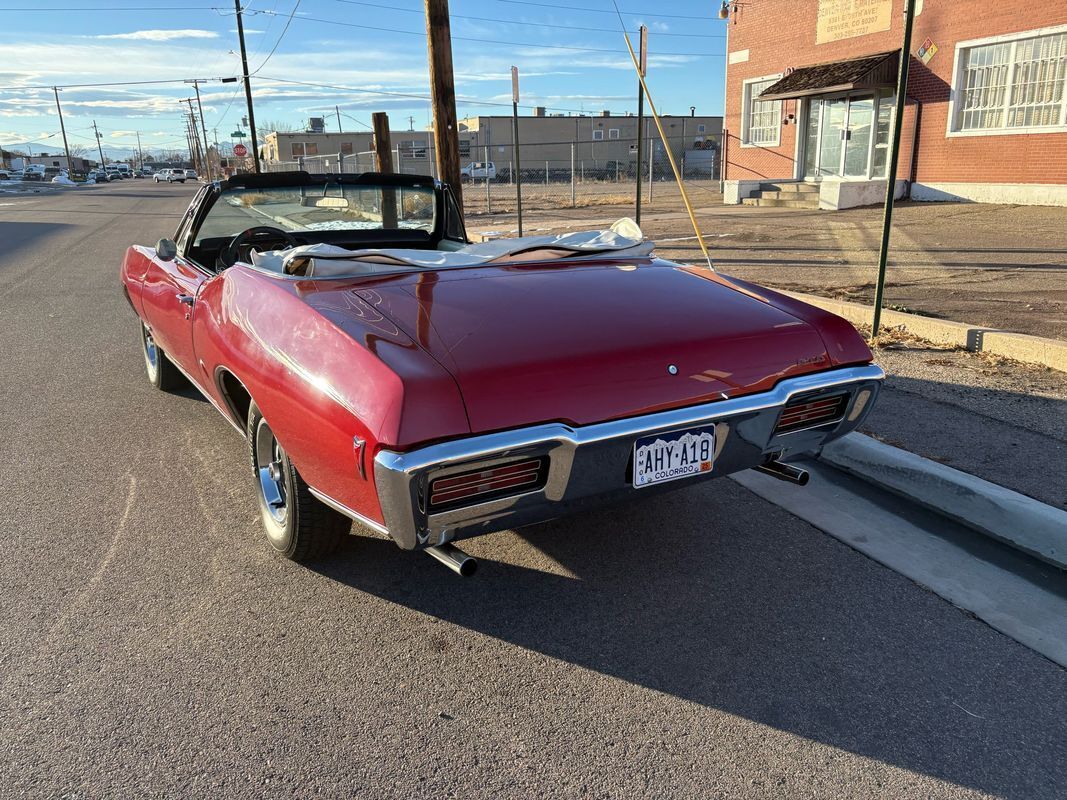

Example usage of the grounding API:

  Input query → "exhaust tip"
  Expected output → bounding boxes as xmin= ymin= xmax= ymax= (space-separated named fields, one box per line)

xmin=426 ymin=543 xmax=479 ymax=577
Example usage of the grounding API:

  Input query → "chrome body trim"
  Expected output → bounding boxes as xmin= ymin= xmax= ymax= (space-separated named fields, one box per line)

xmin=374 ymin=364 xmax=884 ymax=550
xmin=308 ymin=487 xmax=391 ymax=537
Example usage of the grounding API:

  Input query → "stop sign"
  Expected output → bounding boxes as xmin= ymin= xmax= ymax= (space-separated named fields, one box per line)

xmin=233 ymin=143 xmax=248 ymax=157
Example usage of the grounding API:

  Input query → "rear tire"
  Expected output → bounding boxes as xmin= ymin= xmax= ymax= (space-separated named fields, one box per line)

xmin=140 ymin=321 xmax=186 ymax=391
xmin=247 ymin=402 xmax=349 ymax=561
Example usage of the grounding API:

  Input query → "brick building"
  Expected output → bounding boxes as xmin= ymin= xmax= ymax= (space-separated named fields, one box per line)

xmin=722 ymin=0 xmax=1067 ymax=208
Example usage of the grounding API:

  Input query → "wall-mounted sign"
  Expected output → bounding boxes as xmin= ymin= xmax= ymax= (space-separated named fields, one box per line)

xmin=816 ymin=0 xmax=893 ymax=44
xmin=917 ymin=37 xmax=939 ymax=64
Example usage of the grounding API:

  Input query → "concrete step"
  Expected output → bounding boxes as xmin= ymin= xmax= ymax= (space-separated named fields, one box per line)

xmin=741 ymin=197 xmax=820 ymax=209
xmin=759 ymin=190 xmax=823 ymax=201
xmin=759 ymin=181 xmax=820 ymax=194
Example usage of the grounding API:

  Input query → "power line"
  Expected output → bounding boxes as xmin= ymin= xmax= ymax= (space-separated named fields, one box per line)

xmin=253 ymin=10 xmax=722 ymax=56
xmin=0 ymin=5 xmax=223 ymax=9
xmin=250 ymin=0 xmax=301 ymax=74
xmin=0 ymin=77 xmax=237 ymax=92
xmin=488 ymin=0 xmax=717 ymax=21
xmin=324 ymin=0 xmax=725 ymax=38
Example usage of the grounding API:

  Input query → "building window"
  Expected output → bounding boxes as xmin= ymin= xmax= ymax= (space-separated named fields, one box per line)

xmin=697 ymin=124 xmax=706 ymax=133
xmin=305 ymin=142 xmax=319 ymax=156
xmin=291 ymin=142 xmax=305 ymax=158
xmin=608 ymin=128 xmax=620 ymax=139
xmin=340 ymin=142 xmax=353 ymax=155
xmin=592 ymin=129 xmax=604 ymax=141
xmin=742 ymin=76 xmax=782 ymax=146
xmin=953 ymin=28 xmax=1067 ymax=133
xmin=459 ymin=140 xmax=471 ymax=158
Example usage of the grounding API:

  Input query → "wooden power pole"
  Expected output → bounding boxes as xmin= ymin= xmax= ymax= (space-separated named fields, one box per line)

xmin=372 ymin=111 xmax=397 ymax=228
xmin=423 ymin=0 xmax=462 ymax=207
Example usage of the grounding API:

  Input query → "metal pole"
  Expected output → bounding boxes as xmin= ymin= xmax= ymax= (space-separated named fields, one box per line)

xmin=234 ymin=0 xmax=261 ymax=173
xmin=511 ymin=67 xmax=522 ymax=236
xmin=191 ymin=82 xmax=212 ymax=181
xmin=570 ymin=142 xmax=576 ymax=208
xmin=336 ymin=105 xmax=342 ymax=133
xmin=872 ymin=0 xmax=917 ymax=338
xmin=136 ymin=130 xmax=143 ymax=171
xmin=484 ymin=143 xmax=491 ymax=213
xmin=92 ymin=120 xmax=105 ymax=169
xmin=545 ymin=160 xmax=548 ymax=186
xmin=52 ymin=87 xmax=73 ymax=177
xmin=647 ymin=131 xmax=653 ymax=203
xmin=634 ymin=25 xmax=647 ymax=225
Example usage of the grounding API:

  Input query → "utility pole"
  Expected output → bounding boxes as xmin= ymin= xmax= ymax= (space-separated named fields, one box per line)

xmin=634 ymin=25 xmax=647 ymax=225
xmin=52 ymin=87 xmax=73 ymax=177
xmin=372 ymin=111 xmax=397 ymax=228
xmin=135 ymin=130 xmax=143 ymax=171
xmin=234 ymin=0 xmax=261 ymax=172
xmin=511 ymin=65 xmax=522 ymax=235
xmin=872 ymin=0 xmax=917 ymax=338
xmin=187 ymin=80 xmax=213 ymax=181
xmin=423 ymin=0 xmax=462 ymax=207
xmin=181 ymin=100 xmax=202 ymax=174
xmin=92 ymin=120 xmax=105 ymax=168
xmin=335 ymin=105 xmax=342 ymax=133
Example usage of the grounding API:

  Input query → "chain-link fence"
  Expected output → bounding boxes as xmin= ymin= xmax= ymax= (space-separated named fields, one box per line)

xmin=263 ymin=133 xmax=722 ymax=219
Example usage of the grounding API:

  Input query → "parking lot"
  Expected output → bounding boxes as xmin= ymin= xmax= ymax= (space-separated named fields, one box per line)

xmin=2 ymin=182 xmax=1065 ymax=798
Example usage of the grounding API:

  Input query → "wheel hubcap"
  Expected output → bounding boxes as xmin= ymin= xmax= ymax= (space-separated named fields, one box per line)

xmin=142 ymin=324 xmax=159 ymax=375
xmin=255 ymin=420 xmax=288 ymax=526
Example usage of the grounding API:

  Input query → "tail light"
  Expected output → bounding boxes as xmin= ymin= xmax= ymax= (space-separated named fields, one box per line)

xmin=775 ymin=393 xmax=848 ymax=434
xmin=427 ymin=458 xmax=548 ymax=512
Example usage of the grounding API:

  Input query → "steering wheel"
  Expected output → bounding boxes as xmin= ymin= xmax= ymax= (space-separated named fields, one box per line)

xmin=220 ymin=226 xmax=299 ymax=268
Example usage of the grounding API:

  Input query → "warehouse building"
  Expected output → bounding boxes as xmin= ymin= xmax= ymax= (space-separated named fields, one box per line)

xmin=722 ymin=0 xmax=1067 ymax=208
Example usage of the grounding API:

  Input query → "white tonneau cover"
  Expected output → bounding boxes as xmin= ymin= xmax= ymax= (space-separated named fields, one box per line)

xmin=250 ymin=219 xmax=653 ymax=277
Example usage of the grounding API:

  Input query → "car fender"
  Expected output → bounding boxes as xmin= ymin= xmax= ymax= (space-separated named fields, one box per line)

xmin=191 ymin=267 xmax=470 ymax=524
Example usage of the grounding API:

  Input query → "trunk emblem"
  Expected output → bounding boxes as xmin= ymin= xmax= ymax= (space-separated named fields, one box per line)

xmin=667 ymin=364 xmax=678 ymax=375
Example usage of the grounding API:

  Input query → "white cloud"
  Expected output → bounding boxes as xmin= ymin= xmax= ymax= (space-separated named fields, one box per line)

xmin=96 ymin=30 xmax=220 ymax=41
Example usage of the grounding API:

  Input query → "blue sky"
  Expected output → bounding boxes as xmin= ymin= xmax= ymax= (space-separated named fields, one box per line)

xmin=0 ymin=0 xmax=727 ymax=158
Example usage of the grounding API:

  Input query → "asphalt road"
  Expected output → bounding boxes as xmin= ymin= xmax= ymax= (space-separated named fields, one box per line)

xmin=1 ymin=182 xmax=1065 ymax=799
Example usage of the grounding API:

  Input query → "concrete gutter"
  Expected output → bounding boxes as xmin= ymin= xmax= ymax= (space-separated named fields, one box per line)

xmin=781 ymin=290 xmax=1067 ymax=373
xmin=819 ymin=432 xmax=1067 ymax=571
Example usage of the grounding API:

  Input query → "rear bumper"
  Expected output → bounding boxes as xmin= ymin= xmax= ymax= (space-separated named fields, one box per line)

xmin=374 ymin=364 xmax=884 ymax=550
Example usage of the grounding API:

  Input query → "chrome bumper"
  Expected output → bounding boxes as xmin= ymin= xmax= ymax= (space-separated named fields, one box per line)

xmin=374 ymin=364 xmax=884 ymax=550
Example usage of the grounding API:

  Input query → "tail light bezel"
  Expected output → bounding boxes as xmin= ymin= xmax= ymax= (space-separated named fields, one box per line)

xmin=774 ymin=391 xmax=850 ymax=435
xmin=424 ymin=456 xmax=550 ymax=513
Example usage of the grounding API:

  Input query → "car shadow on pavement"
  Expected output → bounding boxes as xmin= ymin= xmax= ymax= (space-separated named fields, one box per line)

xmin=312 ymin=479 xmax=1067 ymax=799
xmin=0 ymin=221 xmax=72 ymax=263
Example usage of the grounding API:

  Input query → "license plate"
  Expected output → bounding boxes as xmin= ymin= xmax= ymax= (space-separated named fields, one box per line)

xmin=633 ymin=426 xmax=716 ymax=488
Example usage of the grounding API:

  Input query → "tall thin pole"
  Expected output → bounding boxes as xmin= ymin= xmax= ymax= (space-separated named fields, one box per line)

xmin=234 ymin=0 xmax=261 ymax=173
xmin=135 ymin=130 xmax=143 ymax=171
xmin=423 ymin=0 xmax=463 ymax=206
xmin=511 ymin=66 xmax=522 ymax=236
xmin=872 ymin=0 xmax=917 ymax=338
xmin=190 ymin=81 xmax=213 ymax=181
xmin=335 ymin=105 xmax=343 ymax=133
xmin=634 ymin=25 xmax=647 ymax=225
xmin=92 ymin=120 xmax=105 ymax=168
xmin=53 ymin=87 xmax=73 ymax=177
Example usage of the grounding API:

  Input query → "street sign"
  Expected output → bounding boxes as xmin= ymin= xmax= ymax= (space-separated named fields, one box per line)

xmin=230 ymin=130 xmax=246 ymax=138
xmin=233 ymin=143 xmax=248 ymax=157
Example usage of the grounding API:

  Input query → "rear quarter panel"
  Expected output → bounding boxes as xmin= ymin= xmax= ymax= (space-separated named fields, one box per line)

xmin=191 ymin=267 xmax=470 ymax=524
xmin=120 ymin=245 xmax=156 ymax=318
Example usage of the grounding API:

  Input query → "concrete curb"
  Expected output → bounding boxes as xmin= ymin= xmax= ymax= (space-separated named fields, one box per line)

xmin=819 ymin=432 xmax=1067 ymax=571
xmin=780 ymin=290 xmax=1067 ymax=373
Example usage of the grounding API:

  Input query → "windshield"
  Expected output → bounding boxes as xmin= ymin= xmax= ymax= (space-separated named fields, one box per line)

xmin=194 ymin=182 xmax=437 ymax=245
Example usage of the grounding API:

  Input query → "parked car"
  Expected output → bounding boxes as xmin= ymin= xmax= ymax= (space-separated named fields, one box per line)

xmin=460 ymin=161 xmax=496 ymax=182
xmin=0 ymin=168 xmax=11 ymax=180
xmin=119 ymin=171 xmax=882 ymax=573
xmin=90 ymin=170 xmax=111 ymax=182
xmin=106 ymin=168 xmax=125 ymax=180
xmin=140 ymin=167 xmax=155 ymax=177
xmin=184 ymin=169 xmax=199 ymax=181
xmin=154 ymin=168 xmax=186 ymax=183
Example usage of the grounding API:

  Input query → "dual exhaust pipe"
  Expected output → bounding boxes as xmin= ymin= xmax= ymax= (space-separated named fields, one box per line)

xmin=753 ymin=459 xmax=810 ymax=486
xmin=427 ymin=459 xmax=807 ymax=577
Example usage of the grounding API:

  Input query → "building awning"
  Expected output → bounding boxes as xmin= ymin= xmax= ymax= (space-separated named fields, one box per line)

xmin=758 ymin=51 xmax=898 ymax=101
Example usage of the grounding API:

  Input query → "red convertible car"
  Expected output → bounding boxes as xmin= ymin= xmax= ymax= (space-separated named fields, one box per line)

xmin=121 ymin=171 xmax=882 ymax=575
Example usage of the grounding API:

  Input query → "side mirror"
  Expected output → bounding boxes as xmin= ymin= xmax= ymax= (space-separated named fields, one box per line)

xmin=156 ymin=238 xmax=177 ymax=262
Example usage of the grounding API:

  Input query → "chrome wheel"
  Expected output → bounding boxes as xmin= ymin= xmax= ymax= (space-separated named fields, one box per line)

xmin=255 ymin=418 xmax=288 ymax=528
xmin=141 ymin=323 xmax=159 ymax=381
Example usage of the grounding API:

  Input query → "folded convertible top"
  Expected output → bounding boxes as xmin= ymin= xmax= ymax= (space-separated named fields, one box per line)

xmin=250 ymin=219 xmax=654 ymax=277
